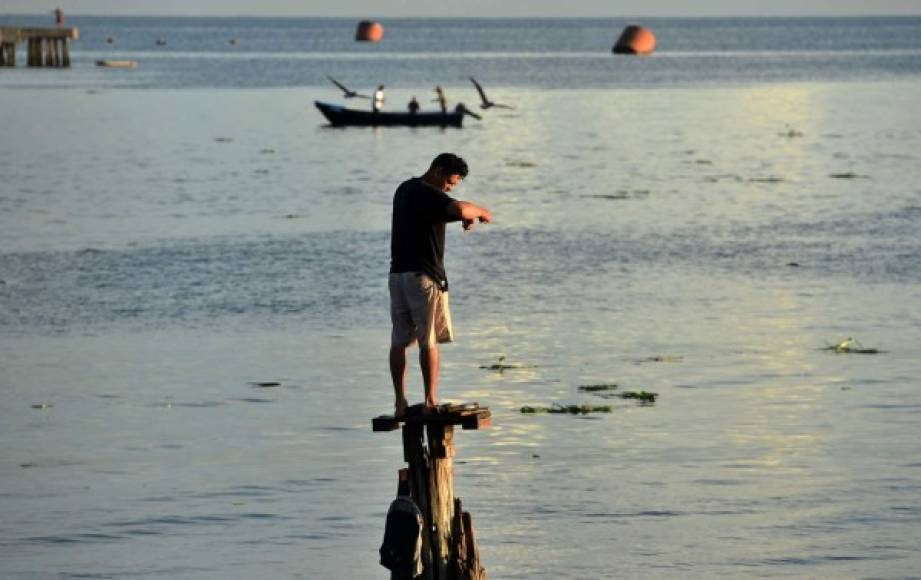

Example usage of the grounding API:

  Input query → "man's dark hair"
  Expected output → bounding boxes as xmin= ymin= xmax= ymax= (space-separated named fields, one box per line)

xmin=430 ymin=153 xmax=468 ymax=178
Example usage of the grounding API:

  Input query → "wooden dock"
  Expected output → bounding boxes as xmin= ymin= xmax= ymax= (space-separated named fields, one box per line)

xmin=373 ymin=403 xmax=490 ymax=580
xmin=0 ymin=27 xmax=79 ymax=68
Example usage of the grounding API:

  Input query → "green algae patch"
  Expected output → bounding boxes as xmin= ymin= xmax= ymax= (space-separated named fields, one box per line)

xmin=520 ymin=404 xmax=613 ymax=415
xmin=822 ymin=337 xmax=881 ymax=354
xmin=828 ymin=172 xmax=867 ymax=179
xmin=505 ymin=160 xmax=537 ymax=168
xmin=578 ymin=383 xmax=619 ymax=392
xmin=480 ymin=355 xmax=536 ymax=372
xmin=778 ymin=126 xmax=804 ymax=138
xmin=619 ymin=390 xmax=659 ymax=404
xmin=636 ymin=355 xmax=683 ymax=364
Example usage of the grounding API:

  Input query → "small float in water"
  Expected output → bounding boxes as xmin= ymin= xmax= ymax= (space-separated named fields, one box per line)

xmin=612 ymin=25 xmax=656 ymax=55
xmin=355 ymin=20 xmax=384 ymax=42
xmin=95 ymin=59 xmax=137 ymax=68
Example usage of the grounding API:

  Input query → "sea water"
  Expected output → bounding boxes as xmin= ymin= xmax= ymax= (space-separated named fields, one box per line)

xmin=1 ymin=16 xmax=921 ymax=579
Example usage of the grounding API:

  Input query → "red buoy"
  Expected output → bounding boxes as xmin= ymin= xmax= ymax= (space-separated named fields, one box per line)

xmin=612 ymin=25 xmax=656 ymax=55
xmin=355 ymin=21 xmax=384 ymax=42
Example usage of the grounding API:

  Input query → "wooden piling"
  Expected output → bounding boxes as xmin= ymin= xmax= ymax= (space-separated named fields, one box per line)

xmin=0 ymin=42 xmax=16 ymax=66
xmin=375 ymin=403 xmax=490 ymax=580
xmin=45 ymin=37 xmax=55 ymax=67
xmin=428 ymin=423 xmax=455 ymax=580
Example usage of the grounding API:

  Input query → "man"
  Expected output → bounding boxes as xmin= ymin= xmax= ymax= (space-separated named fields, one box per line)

xmin=434 ymin=85 xmax=447 ymax=113
xmin=389 ymin=153 xmax=492 ymax=416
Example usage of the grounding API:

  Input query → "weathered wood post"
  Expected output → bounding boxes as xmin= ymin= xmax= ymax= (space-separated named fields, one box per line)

xmin=374 ymin=403 xmax=490 ymax=580
xmin=45 ymin=37 xmax=55 ymax=67
xmin=27 ymin=37 xmax=36 ymax=66
xmin=0 ymin=42 xmax=15 ymax=66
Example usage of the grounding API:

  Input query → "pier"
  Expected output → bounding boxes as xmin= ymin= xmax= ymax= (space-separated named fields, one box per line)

xmin=0 ymin=27 xmax=79 ymax=68
xmin=374 ymin=403 xmax=490 ymax=580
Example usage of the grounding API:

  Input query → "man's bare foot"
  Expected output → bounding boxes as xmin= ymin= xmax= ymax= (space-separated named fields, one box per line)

xmin=395 ymin=398 xmax=408 ymax=418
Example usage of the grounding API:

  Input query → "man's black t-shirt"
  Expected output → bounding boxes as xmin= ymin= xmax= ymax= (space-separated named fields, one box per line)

xmin=390 ymin=177 xmax=456 ymax=289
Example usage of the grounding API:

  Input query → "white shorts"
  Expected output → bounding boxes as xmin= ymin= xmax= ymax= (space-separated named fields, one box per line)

xmin=389 ymin=272 xmax=454 ymax=348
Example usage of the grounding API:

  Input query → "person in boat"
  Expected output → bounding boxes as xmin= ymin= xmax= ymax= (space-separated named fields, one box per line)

xmin=434 ymin=86 xmax=447 ymax=113
xmin=373 ymin=85 xmax=385 ymax=112
xmin=388 ymin=153 xmax=492 ymax=417
xmin=408 ymin=96 xmax=420 ymax=114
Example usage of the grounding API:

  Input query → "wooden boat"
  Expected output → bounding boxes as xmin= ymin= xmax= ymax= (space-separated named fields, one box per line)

xmin=315 ymin=101 xmax=464 ymax=127
xmin=96 ymin=60 xmax=137 ymax=68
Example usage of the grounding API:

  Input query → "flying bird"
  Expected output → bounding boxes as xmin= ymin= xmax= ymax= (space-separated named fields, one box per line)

xmin=327 ymin=76 xmax=370 ymax=99
xmin=469 ymin=77 xmax=514 ymax=110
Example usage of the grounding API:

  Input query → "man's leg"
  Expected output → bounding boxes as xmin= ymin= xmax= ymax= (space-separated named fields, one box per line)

xmin=419 ymin=345 xmax=439 ymax=408
xmin=390 ymin=346 xmax=408 ymax=417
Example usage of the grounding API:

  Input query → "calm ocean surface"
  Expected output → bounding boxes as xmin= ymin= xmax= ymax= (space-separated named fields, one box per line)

xmin=2 ymin=16 xmax=921 ymax=579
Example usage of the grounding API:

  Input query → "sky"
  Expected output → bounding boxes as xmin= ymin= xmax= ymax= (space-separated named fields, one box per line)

xmin=3 ymin=0 xmax=921 ymax=17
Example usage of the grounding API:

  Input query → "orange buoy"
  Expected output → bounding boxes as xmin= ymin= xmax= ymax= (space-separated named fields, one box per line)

xmin=612 ymin=25 xmax=656 ymax=55
xmin=355 ymin=21 xmax=384 ymax=42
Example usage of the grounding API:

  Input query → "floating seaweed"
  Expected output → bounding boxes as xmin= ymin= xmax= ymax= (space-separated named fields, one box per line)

xmin=480 ymin=355 xmax=535 ymax=373
xmin=578 ymin=383 xmax=619 ymax=392
xmin=584 ymin=193 xmax=630 ymax=200
xmin=822 ymin=337 xmax=880 ymax=354
xmin=250 ymin=381 xmax=282 ymax=388
xmin=520 ymin=404 xmax=612 ymax=415
xmin=619 ymin=390 xmax=658 ymax=403
xmin=635 ymin=355 xmax=683 ymax=364
xmin=505 ymin=160 xmax=537 ymax=168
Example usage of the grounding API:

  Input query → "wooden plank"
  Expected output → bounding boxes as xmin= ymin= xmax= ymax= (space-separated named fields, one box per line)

xmin=1 ymin=27 xmax=80 ymax=41
xmin=372 ymin=403 xmax=491 ymax=432
xmin=461 ymin=410 xmax=491 ymax=430
xmin=372 ymin=415 xmax=401 ymax=432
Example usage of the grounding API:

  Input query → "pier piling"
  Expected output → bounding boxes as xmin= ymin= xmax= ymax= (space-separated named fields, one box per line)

xmin=374 ymin=403 xmax=490 ymax=580
xmin=0 ymin=27 xmax=78 ymax=68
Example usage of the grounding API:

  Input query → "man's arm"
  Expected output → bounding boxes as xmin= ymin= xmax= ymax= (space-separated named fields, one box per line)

xmin=447 ymin=200 xmax=492 ymax=230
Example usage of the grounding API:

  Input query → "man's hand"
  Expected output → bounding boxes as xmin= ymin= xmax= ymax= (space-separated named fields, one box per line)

xmin=451 ymin=201 xmax=492 ymax=231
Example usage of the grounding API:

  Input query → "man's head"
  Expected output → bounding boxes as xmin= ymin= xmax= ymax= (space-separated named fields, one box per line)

xmin=425 ymin=153 xmax=468 ymax=193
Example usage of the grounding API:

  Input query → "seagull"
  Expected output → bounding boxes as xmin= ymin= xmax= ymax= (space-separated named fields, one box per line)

xmin=454 ymin=103 xmax=482 ymax=121
xmin=469 ymin=77 xmax=514 ymax=110
xmin=327 ymin=76 xmax=370 ymax=99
